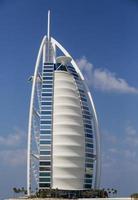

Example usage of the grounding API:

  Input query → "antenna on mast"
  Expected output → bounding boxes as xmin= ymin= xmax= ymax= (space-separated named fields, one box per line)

xmin=47 ymin=10 xmax=50 ymax=40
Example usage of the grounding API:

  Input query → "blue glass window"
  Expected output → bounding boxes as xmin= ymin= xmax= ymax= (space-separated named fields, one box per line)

xmin=41 ymin=111 xmax=52 ymax=115
xmin=43 ymin=69 xmax=53 ymax=72
xmin=69 ymin=68 xmax=77 ymax=73
xmin=42 ymin=89 xmax=53 ymax=93
xmin=86 ymin=143 xmax=93 ymax=148
xmin=42 ymin=84 xmax=52 ymax=88
xmin=40 ymin=115 xmax=52 ymax=120
xmin=40 ymin=135 xmax=51 ymax=140
xmin=86 ymin=138 xmax=93 ymax=144
xmin=39 ymin=167 xmax=51 ymax=171
xmin=41 ymin=97 xmax=52 ymax=101
xmin=80 ymin=92 xmax=86 ymax=97
xmin=41 ymin=106 xmax=52 ymax=111
xmin=43 ymin=73 xmax=53 ymax=76
xmin=81 ymin=97 xmax=87 ymax=102
xmin=79 ymin=88 xmax=85 ymax=93
xmin=40 ymin=121 xmax=51 ymax=124
xmin=40 ymin=161 xmax=51 ymax=165
xmin=42 ymin=93 xmax=52 ymax=97
xmin=43 ymin=67 xmax=53 ymax=70
xmin=83 ymin=119 xmax=92 ymax=125
xmin=40 ymin=146 xmax=51 ymax=150
xmin=39 ymin=178 xmax=50 ymax=182
xmin=71 ymin=72 xmax=79 ymax=77
xmin=40 ymin=151 xmax=51 ymax=155
xmin=83 ymin=106 xmax=89 ymax=111
xmin=40 ymin=130 xmax=51 ymax=134
xmin=86 ymin=134 xmax=93 ymax=138
xmin=86 ymin=158 xmax=93 ymax=163
xmin=42 ymin=81 xmax=53 ymax=84
xmin=42 ymin=85 xmax=53 ymax=91
xmin=43 ymin=66 xmax=53 ymax=69
xmin=86 ymin=163 xmax=93 ymax=168
xmin=41 ymin=102 xmax=52 ymax=105
xmin=82 ymin=101 xmax=89 ymax=107
xmin=80 ymin=93 xmax=87 ymax=98
xmin=68 ymin=68 xmax=76 ymax=73
xmin=86 ymin=148 xmax=93 ymax=153
xmin=40 ymin=155 xmax=51 ymax=160
xmin=41 ymin=106 xmax=52 ymax=110
xmin=85 ymin=129 xmax=92 ymax=134
xmin=40 ymin=140 xmax=51 ymax=145
xmin=43 ymin=67 xmax=54 ymax=70
xmin=39 ymin=172 xmax=51 ymax=176
xmin=85 ymin=179 xmax=92 ymax=184
xmin=84 ymin=184 xmax=91 ymax=188
xmin=69 ymin=69 xmax=76 ymax=73
xmin=85 ymin=124 xmax=92 ymax=129
xmin=68 ymin=66 xmax=75 ymax=70
xmin=86 ymin=153 xmax=94 ymax=158
xmin=76 ymin=80 xmax=83 ymax=86
xmin=40 ymin=125 xmax=51 ymax=129
xmin=57 ymin=65 xmax=68 ymax=71
xmin=43 ymin=77 xmax=53 ymax=80
xmin=44 ymin=62 xmax=54 ymax=65
xmin=83 ymin=110 xmax=90 ymax=115
xmin=86 ymin=174 xmax=92 ymax=178
xmin=74 ymin=76 xmax=80 ymax=81
xmin=83 ymin=115 xmax=91 ymax=120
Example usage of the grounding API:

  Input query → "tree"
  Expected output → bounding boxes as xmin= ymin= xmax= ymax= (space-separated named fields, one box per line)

xmin=113 ymin=189 xmax=117 ymax=197
xmin=13 ymin=187 xmax=18 ymax=197
xmin=131 ymin=193 xmax=138 ymax=199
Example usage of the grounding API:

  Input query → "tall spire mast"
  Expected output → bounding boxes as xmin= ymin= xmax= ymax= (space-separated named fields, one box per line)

xmin=47 ymin=10 xmax=50 ymax=40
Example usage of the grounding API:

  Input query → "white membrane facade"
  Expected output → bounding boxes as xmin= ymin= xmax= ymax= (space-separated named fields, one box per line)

xmin=27 ymin=11 xmax=101 ymax=196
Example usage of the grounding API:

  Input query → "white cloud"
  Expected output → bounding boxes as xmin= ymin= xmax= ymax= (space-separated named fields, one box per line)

xmin=0 ymin=149 xmax=27 ymax=166
xmin=126 ymin=125 xmax=137 ymax=136
xmin=102 ymin=125 xmax=138 ymax=161
xmin=76 ymin=56 xmax=93 ymax=85
xmin=124 ymin=149 xmax=136 ymax=160
xmin=0 ymin=128 xmax=25 ymax=147
xmin=101 ymin=125 xmax=138 ymax=195
xmin=93 ymin=68 xmax=138 ymax=94
xmin=76 ymin=56 xmax=93 ymax=71
xmin=109 ymin=148 xmax=119 ymax=154
xmin=0 ymin=128 xmax=27 ymax=166
xmin=103 ymin=130 xmax=118 ymax=144
xmin=76 ymin=56 xmax=138 ymax=94
xmin=125 ymin=125 xmax=138 ymax=147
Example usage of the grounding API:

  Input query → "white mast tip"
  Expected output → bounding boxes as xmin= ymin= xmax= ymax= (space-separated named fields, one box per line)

xmin=47 ymin=10 xmax=51 ymax=40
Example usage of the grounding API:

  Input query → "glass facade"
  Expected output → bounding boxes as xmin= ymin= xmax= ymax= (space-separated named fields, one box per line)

xmin=67 ymin=65 xmax=94 ymax=189
xmin=38 ymin=62 xmax=95 ymax=190
xmin=39 ymin=62 xmax=54 ymax=189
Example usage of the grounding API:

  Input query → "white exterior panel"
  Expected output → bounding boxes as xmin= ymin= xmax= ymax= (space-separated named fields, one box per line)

xmin=52 ymin=71 xmax=85 ymax=190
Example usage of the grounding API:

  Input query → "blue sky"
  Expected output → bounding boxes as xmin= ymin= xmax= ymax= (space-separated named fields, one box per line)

xmin=0 ymin=0 xmax=138 ymax=198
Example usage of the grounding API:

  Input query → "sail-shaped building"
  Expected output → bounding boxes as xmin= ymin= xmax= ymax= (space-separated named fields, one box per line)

xmin=27 ymin=11 xmax=101 ymax=196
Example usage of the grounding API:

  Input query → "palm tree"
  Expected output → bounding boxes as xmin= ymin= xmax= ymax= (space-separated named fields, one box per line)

xmin=13 ymin=187 xmax=18 ymax=197
xmin=55 ymin=188 xmax=59 ymax=198
xmin=17 ymin=188 xmax=21 ymax=196
xmin=114 ymin=189 xmax=117 ymax=197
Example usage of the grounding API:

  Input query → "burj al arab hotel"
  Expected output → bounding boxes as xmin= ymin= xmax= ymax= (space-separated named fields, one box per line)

xmin=27 ymin=11 xmax=101 ymax=196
